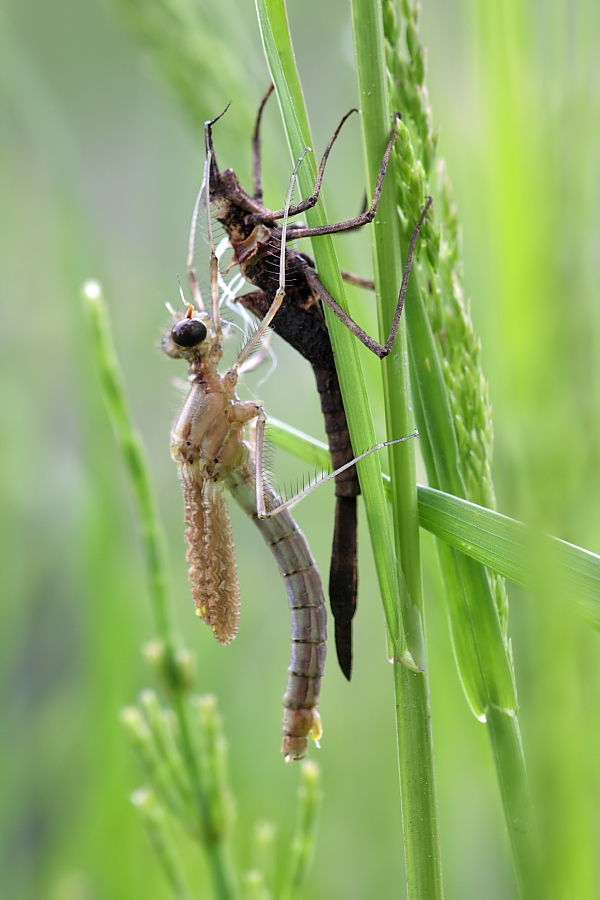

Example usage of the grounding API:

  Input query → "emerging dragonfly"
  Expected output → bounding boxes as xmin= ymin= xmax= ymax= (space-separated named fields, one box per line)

xmin=203 ymin=85 xmax=432 ymax=679
xmin=163 ymin=145 xmax=327 ymax=762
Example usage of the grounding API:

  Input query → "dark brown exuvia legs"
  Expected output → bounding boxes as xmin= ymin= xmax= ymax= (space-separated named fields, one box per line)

xmin=252 ymin=104 xmax=400 ymax=235
xmin=249 ymin=86 xmax=433 ymax=359
xmin=252 ymin=83 xmax=274 ymax=202
xmin=227 ymin=88 xmax=433 ymax=679
xmin=301 ymin=197 xmax=432 ymax=357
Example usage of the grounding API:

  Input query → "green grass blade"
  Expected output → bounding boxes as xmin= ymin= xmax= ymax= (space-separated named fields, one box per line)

xmin=485 ymin=706 xmax=541 ymax=899
xmin=255 ymin=0 xmax=413 ymax=667
xmin=350 ymin=0 xmax=424 ymax=639
xmin=417 ymin=488 xmax=600 ymax=625
xmin=384 ymin=5 xmax=540 ymax=892
xmin=403 ymin=251 xmax=541 ymax=895
xmin=406 ymin=279 xmax=517 ymax=712
xmin=267 ymin=417 xmax=600 ymax=625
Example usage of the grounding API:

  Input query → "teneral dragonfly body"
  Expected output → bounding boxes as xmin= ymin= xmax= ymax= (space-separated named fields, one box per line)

xmin=164 ymin=209 xmax=326 ymax=759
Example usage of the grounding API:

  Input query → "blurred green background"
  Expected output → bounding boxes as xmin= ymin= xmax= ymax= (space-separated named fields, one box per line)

xmin=1 ymin=0 xmax=600 ymax=898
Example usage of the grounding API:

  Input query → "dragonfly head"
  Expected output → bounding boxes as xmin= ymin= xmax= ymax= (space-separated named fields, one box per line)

xmin=171 ymin=316 xmax=207 ymax=349
xmin=162 ymin=305 xmax=215 ymax=361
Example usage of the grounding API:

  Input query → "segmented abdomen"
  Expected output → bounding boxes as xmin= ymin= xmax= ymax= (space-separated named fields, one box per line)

xmin=181 ymin=463 xmax=241 ymax=644
xmin=225 ymin=452 xmax=326 ymax=761
xmin=236 ymin=287 xmax=359 ymax=680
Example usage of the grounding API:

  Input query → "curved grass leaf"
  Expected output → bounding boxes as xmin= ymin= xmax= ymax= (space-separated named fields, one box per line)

xmin=266 ymin=418 xmax=600 ymax=627
xmin=255 ymin=0 xmax=413 ymax=668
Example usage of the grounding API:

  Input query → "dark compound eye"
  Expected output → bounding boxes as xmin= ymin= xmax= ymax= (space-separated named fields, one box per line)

xmin=171 ymin=317 xmax=207 ymax=348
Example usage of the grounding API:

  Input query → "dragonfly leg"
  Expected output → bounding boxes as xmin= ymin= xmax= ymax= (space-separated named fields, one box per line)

xmin=254 ymin=407 xmax=270 ymax=519
xmin=300 ymin=197 xmax=433 ymax=359
xmin=279 ymin=250 xmax=376 ymax=293
xmin=186 ymin=180 xmax=208 ymax=313
xmin=236 ymin=331 xmax=274 ymax=376
xmin=259 ymin=430 xmax=418 ymax=519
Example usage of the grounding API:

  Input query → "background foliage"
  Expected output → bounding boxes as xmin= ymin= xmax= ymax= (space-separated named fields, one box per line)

xmin=2 ymin=0 xmax=600 ymax=897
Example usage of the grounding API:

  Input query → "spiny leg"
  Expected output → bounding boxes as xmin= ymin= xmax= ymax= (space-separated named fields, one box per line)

xmin=254 ymin=408 xmax=270 ymax=519
xmin=301 ymin=197 xmax=433 ymax=359
xmin=255 ymin=423 xmax=419 ymax=518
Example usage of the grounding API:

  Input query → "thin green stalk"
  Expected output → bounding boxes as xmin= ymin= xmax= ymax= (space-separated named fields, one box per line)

xmin=83 ymin=281 xmax=239 ymax=900
xmin=131 ymin=788 xmax=194 ymax=900
xmin=123 ymin=698 xmax=194 ymax=827
xmin=351 ymin=1 xmax=443 ymax=897
xmin=266 ymin=419 xmax=600 ymax=622
xmin=249 ymin=821 xmax=277 ymax=898
xmin=406 ymin=274 xmax=516 ymax=714
xmin=486 ymin=707 xmax=540 ymax=898
xmin=171 ymin=688 xmax=239 ymax=900
xmin=279 ymin=762 xmax=322 ymax=900
xmin=83 ymin=281 xmax=175 ymax=669
xmin=192 ymin=696 xmax=235 ymax=844
xmin=383 ymin=3 xmax=540 ymax=894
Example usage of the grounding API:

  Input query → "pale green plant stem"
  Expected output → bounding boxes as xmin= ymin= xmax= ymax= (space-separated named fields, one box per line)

xmin=279 ymin=762 xmax=322 ymax=900
xmin=85 ymin=285 xmax=174 ymax=664
xmin=405 ymin=271 xmax=540 ymax=897
xmin=351 ymin=1 xmax=443 ymax=896
xmin=131 ymin=788 xmax=194 ymax=900
xmin=84 ymin=284 xmax=239 ymax=900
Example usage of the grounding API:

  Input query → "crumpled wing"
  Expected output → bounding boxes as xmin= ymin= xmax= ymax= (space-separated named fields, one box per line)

xmin=181 ymin=464 xmax=240 ymax=644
